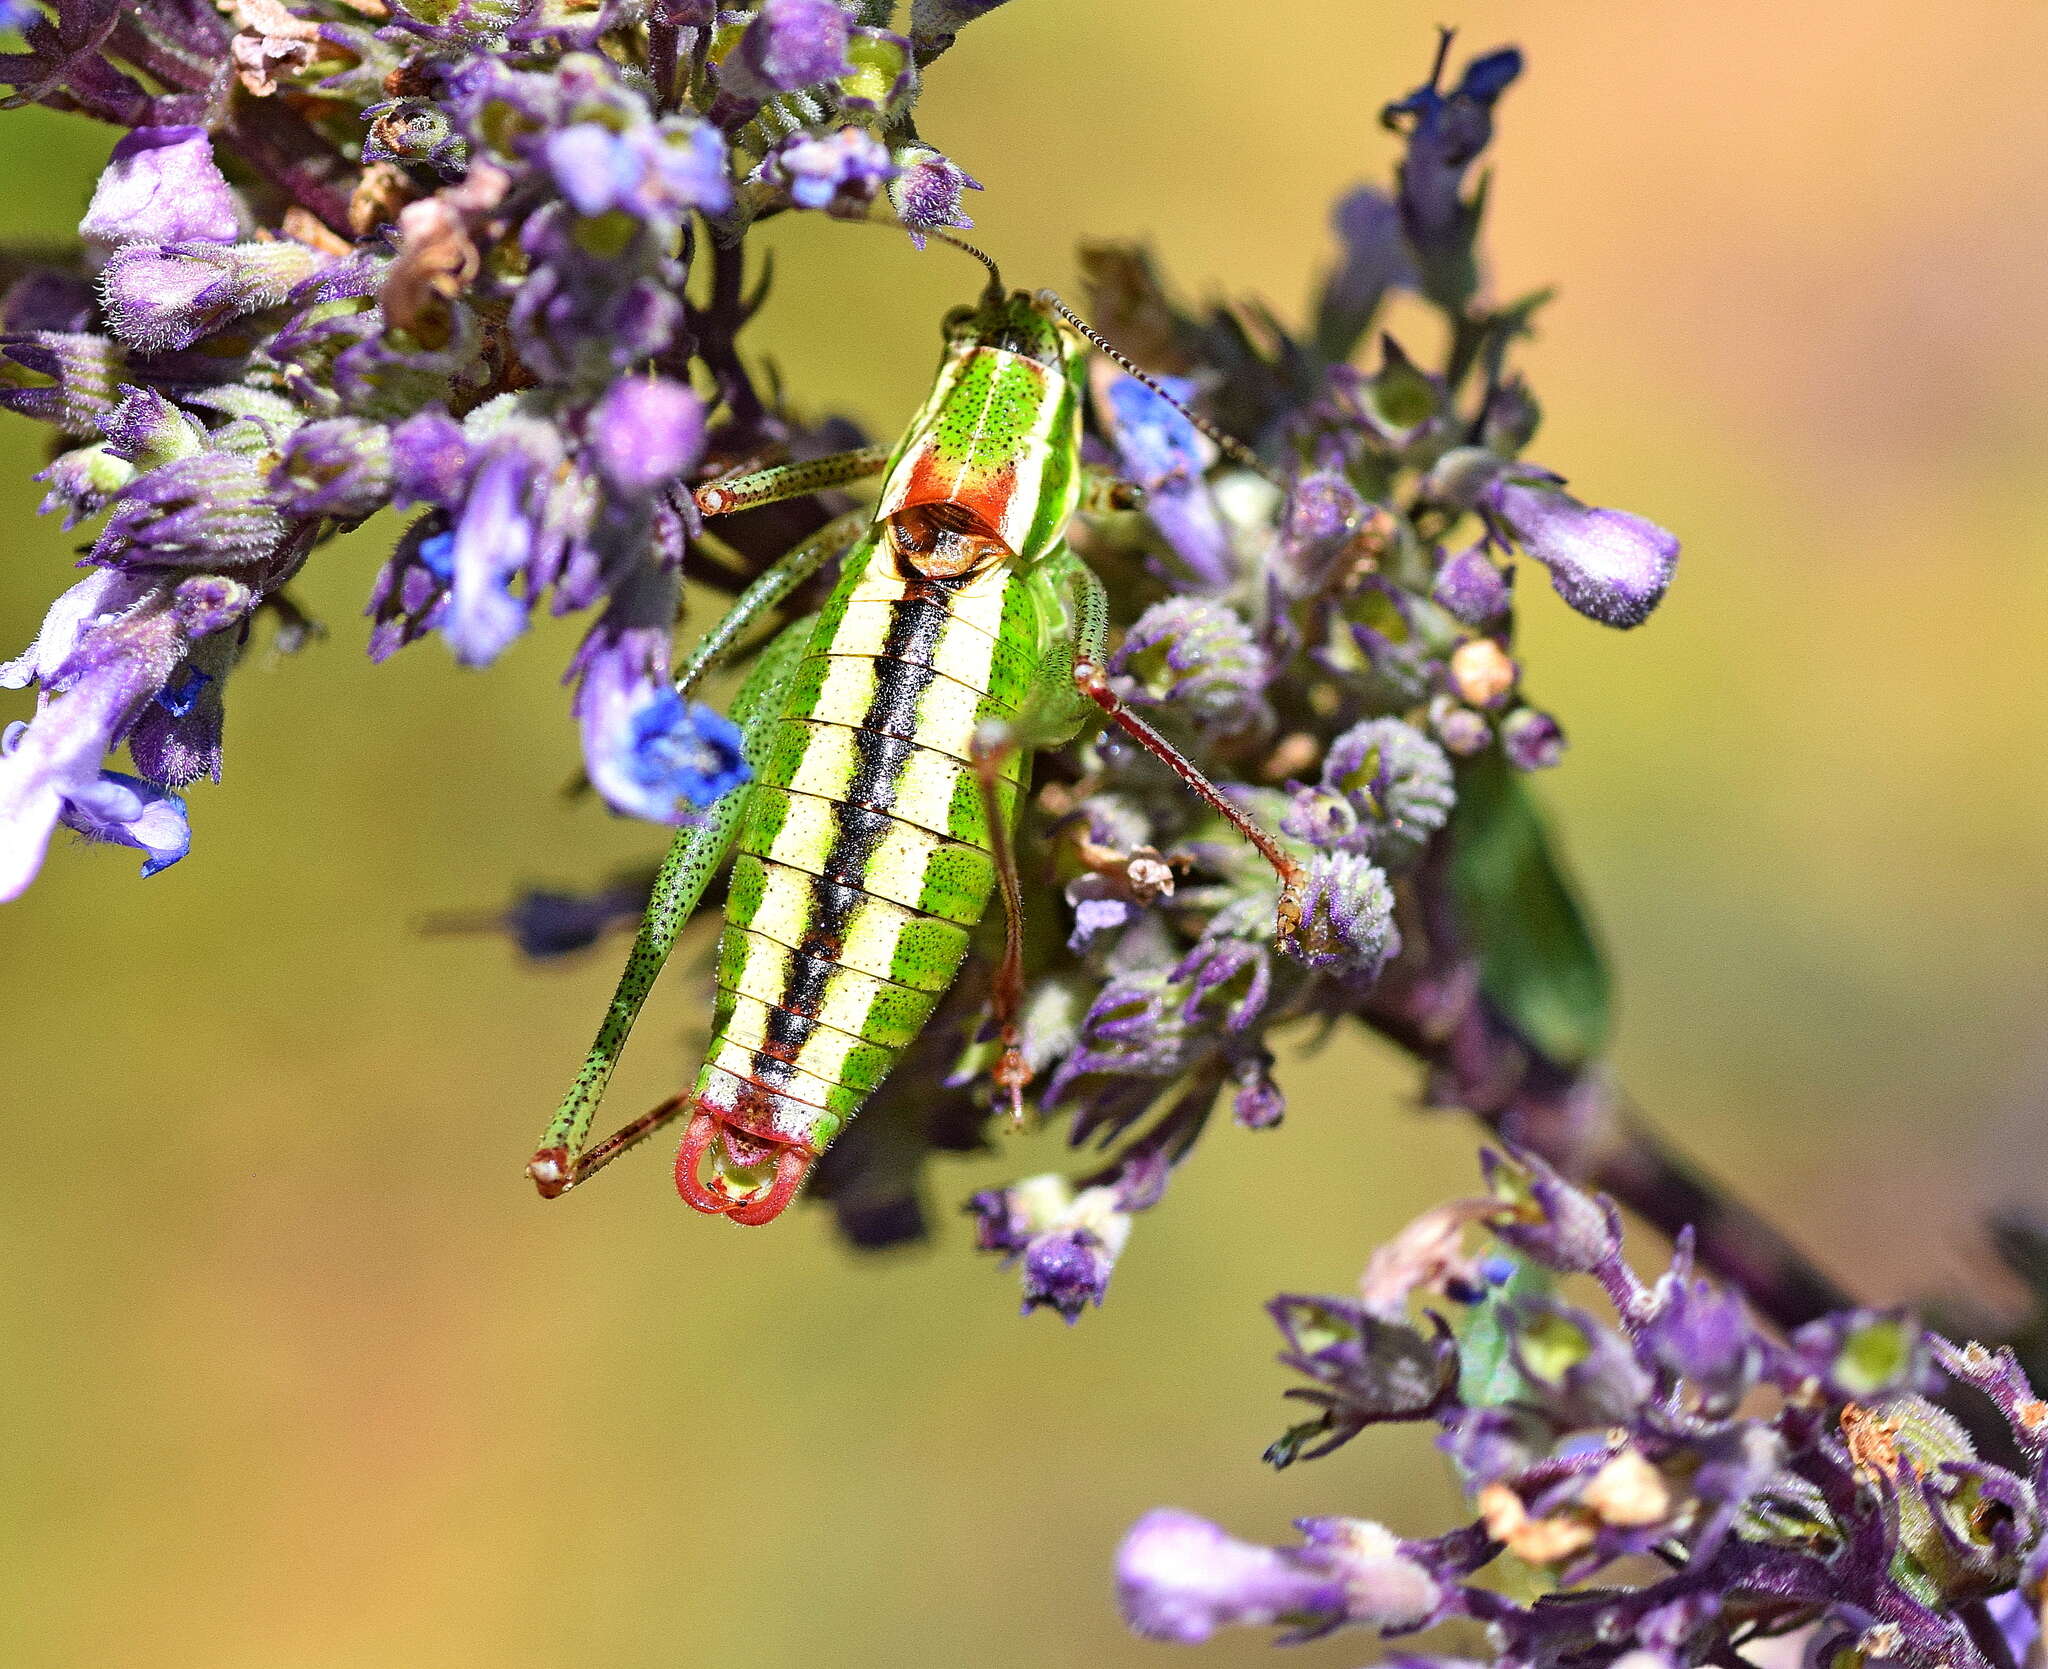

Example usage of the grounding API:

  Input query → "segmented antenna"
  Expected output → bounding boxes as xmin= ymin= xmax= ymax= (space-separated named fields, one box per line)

xmin=926 ymin=229 xmax=1005 ymax=301
xmin=1034 ymin=289 xmax=1286 ymax=489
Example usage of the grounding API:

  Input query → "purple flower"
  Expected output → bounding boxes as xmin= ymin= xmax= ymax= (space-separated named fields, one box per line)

xmin=1021 ymin=1224 xmax=1118 ymax=1322
xmin=1279 ymin=851 xmax=1398 ymax=979
xmin=1301 ymin=717 xmax=1454 ymax=868
xmin=1315 ymin=185 xmax=1416 ymax=356
xmin=1233 ymin=1057 xmax=1285 ymax=1129
xmin=0 ymin=574 xmax=188 ymax=901
xmin=726 ymin=0 xmax=852 ymax=99
xmin=0 ymin=330 xmax=125 ymax=436
xmin=1485 ymin=478 xmax=1679 ymax=629
xmin=1277 ymin=470 xmax=1373 ymax=598
xmin=94 ymin=445 xmax=285 ymax=568
xmin=440 ymin=424 xmax=558 ymax=667
xmin=79 ymin=126 xmax=243 ymax=252
xmin=1098 ymin=373 xmax=1233 ymax=589
xmin=888 ymin=144 xmax=980 ymax=247
xmin=388 ymin=408 xmax=471 ymax=509
xmin=764 ymin=126 xmax=897 ymax=215
xmin=1116 ymin=1510 xmax=1345 ymax=1644
xmin=100 ymin=240 xmax=324 ymax=354
xmin=1382 ymin=38 xmax=1523 ymax=308
xmin=585 ymin=377 xmax=705 ymax=497
xmin=968 ymin=1174 xmax=1133 ymax=1321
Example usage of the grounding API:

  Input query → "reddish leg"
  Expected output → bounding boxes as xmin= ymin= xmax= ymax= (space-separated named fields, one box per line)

xmin=970 ymin=724 xmax=1033 ymax=1127
xmin=528 ymin=1092 xmax=694 ymax=1198
xmin=1071 ymin=660 xmax=1308 ymax=937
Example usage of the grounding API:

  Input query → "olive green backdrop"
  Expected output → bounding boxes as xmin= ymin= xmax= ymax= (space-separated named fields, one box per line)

xmin=4 ymin=2 xmax=2047 ymax=1664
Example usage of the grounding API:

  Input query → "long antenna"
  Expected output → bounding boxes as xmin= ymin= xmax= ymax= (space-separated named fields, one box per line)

xmin=1035 ymin=288 xmax=1287 ymax=489
xmin=927 ymin=229 xmax=1005 ymax=302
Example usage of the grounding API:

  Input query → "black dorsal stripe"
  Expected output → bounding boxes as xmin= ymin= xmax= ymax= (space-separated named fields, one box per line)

xmin=745 ymin=573 xmax=961 ymax=1091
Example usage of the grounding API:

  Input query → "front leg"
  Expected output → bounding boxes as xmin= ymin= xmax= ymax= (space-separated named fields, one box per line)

xmin=694 ymin=447 xmax=891 ymax=517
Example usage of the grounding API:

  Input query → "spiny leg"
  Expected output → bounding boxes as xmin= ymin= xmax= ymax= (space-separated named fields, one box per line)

xmin=1049 ymin=548 xmax=1308 ymax=935
xmin=528 ymin=606 xmax=827 ymax=1197
xmin=694 ymin=446 xmax=890 ymax=517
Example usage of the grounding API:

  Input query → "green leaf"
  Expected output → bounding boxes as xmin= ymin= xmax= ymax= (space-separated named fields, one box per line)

xmin=1447 ymin=751 xmax=1612 ymax=1067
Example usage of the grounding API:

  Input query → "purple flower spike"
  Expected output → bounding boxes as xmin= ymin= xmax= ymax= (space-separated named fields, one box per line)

xmin=729 ymin=0 xmax=852 ymax=97
xmin=1486 ymin=479 xmax=1679 ymax=629
xmin=1116 ymin=1510 xmax=1345 ymax=1644
xmin=586 ymin=377 xmax=704 ymax=497
xmin=80 ymin=126 xmax=243 ymax=253
xmin=888 ymin=144 xmax=980 ymax=247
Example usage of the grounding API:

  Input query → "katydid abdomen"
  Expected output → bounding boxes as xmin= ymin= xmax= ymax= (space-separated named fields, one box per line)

xmin=678 ymin=521 xmax=1043 ymax=1221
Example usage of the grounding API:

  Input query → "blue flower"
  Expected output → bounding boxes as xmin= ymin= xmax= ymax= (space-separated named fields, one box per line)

xmin=1098 ymin=374 xmax=1234 ymax=588
xmin=625 ymin=691 xmax=749 ymax=811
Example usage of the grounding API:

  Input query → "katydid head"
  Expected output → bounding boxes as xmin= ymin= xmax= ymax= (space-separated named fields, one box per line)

xmin=873 ymin=279 xmax=1088 ymax=570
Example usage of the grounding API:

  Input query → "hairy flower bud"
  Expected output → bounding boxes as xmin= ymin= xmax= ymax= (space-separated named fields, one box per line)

xmin=1485 ymin=477 xmax=1679 ymax=629
xmin=1482 ymin=1148 xmax=1619 ymax=1274
xmin=0 ymin=331 xmax=127 ymax=437
xmin=1116 ymin=1511 xmax=1345 ymax=1644
xmin=887 ymin=144 xmax=980 ymax=247
xmin=101 ymin=239 xmax=326 ymax=354
xmin=1500 ymin=706 xmax=1565 ymax=770
xmin=273 ymin=418 xmax=393 ymax=521
xmin=1279 ymin=851 xmax=1398 ymax=979
xmin=1433 ymin=541 xmax=1510 ymax=624
xmin=1309 ymin=717 xmax=1454 ymax=869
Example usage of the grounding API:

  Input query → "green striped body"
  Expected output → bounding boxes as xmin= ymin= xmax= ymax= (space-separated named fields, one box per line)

xmin=693 ymin=525 xmax=1050 ymax=1155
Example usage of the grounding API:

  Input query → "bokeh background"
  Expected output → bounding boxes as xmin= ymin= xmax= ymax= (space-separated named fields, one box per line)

xmin=4 ymin=2 xmax=2048 ymax=1664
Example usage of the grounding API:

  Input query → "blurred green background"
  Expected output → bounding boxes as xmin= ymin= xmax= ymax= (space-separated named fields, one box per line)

xmin=5 ymin=2 xmax=2048 ymax=1664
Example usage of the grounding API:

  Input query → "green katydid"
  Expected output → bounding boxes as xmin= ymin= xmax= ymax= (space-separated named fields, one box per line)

xmin=527 ymin=241 xmax=1306 ymax=1225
